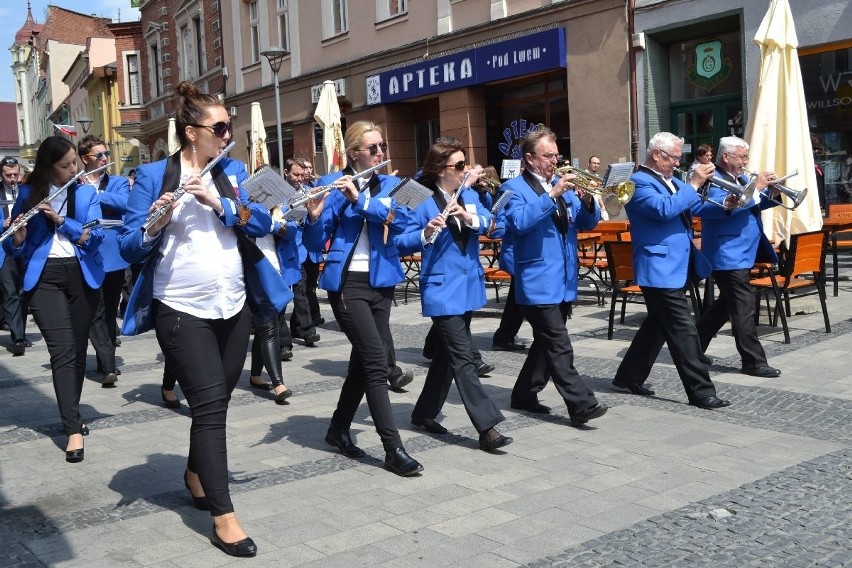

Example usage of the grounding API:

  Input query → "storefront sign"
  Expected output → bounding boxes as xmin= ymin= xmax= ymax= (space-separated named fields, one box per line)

xmin=310 ymin=79 xmax=346 ymax=104
xmin=687 ymin=40 xmax=732 ymax=93
xmin=366 ymin=28 xmax=566 ymax=105
xmin=498 ymin=119 xmax=541 ymax=160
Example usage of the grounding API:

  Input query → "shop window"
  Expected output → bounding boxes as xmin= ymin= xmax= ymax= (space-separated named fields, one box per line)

xmin=669 ymin=31 xmax=742 ymax=102
xmin=415 ymin=119 xmax=441 ymax=167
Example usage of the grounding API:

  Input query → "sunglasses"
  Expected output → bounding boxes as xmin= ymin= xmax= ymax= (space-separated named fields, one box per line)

xmin=2 ymin=157 xmax=17 ymax=166
xmin=87 ymin=150 xmax=111 ymax=159
xmin=191 ymin=121 xmax=232 ymax=138
xmin=444 ymin=160 xmax=466 ymax=172
xmin=359 ymin=142 xmax=388 ymax=156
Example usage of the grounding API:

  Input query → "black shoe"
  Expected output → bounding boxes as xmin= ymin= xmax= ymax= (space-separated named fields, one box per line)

xmin=389 ymin=368 xmax=414 ymax=392
xmin=210 ymin=529 xmax=257 ymax=557
xmin=422 ymin=347 xmax=434 ymax=360
xmin=274 ymin=387 xmax=293 ymax=405
xmin=115 ymin=338 xmax=122 ymax=347
xmin=313 ymin=317 xmax=326 ymax=326
xmin=411 ymin=416 xmax=448 ymax=434
xmin=65 ymin=448 xmax=84 ymax=463
xmin=301 ymin=333 xmax=320 ymax=347
xmin=22 ymin=339 xmax=33 ymax=348
xmin=611 ymin=380 xmax=655 ymax=396
xmin=510 ymin=399 xmax=551 ymax=414
xmin=690 ymin=396 xmax=731 ymax=409
xmin=0 ymin=323 xmax=8 ymax=331
xmin=741 ymin=365 xmax=781 ymax=378
xmin=478 ymin=428 xmax=513 ymax=452
xmin=249 ymin=377 xmax=272 ymax=390
xmin=325 ymin=427 xmax=365 ymax=458
xmin=184 ymin=470 xmax=209 ymax=510
xmin=80 ymin=424 xmax=89 ymax=436
xmin=384 ymin=447 xmax=423 ymax=476
xmin=699 ymin=353 xmax=713 ymax=365
xmin=101 ymin=372 xmax=118 ymax=388
xmin=569 ymin=403 xmax=608 ymax=426
xmin=491 ymin=340 xmax=526 ymax=352
xmin=11 ymin=341 xmax=25 ymax=356
xmin=476 ymin=362 xmax=496 ymax=377
xmin=280 ymin=348 xmax=293 ymax=361
xmin=161 ymin=387 xmax=181 ymax=409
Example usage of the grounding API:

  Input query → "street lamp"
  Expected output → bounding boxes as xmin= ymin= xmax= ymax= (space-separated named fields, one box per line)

xmin=261 ymin=47 xmax=289 ymax=171
xmin=77 ymin=116 xmax=93 ymax=135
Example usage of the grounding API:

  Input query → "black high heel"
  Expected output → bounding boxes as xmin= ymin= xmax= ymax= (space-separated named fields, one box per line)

xmin=183 ymin=470 xmax=209 ymax=510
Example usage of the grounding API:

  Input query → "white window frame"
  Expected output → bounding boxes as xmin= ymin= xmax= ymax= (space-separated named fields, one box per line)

xmin=175 ymin=2 xmax=204 ymax=81
xmin=249 ymin=0 xmax=260 ymax=64
xmin=277 ymin=0 xmax=290 ymax=51
xmin=149 ymin=42 xmax=162 ymax=98
xmin=123 ymin=51 xmax=142 ymax=106
xmin=322 ymin=0 xmax=348 ymax=39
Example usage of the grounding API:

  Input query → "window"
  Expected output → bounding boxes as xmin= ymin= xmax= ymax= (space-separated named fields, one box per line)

xmin=126 ymin=53 xmax=141 ymax=105
xmin=376 ymin=0 xmax=406 ymax=21
xmin=249 ymin=0 xmax=260 ymax=63
xmin=150 ymin=43 xmax=162 ymax=98
xmin=194 ymin=16 xmax=204 ymax=75
xmin=323 ymin=0 xmax=348 ymax=38
xmin=277 ymin=0 xmax=289 ymax=51
xmin=389 ymin=0 xmax=407 ymax=16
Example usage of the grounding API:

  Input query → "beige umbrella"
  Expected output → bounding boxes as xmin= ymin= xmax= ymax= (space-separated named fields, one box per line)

xmin=249 ymin=102 xmax=269 ymax=175
xmin=745 ymin=0 xmax=822 ymax=244
xmin=313 ymin=80 xmax=346 ymax=174
xmin=167 ymin=118 xmax=180 ymax=155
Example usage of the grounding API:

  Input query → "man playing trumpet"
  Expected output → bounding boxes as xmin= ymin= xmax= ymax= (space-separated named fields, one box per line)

xmin=695 ymin=136 xmax=783 ymax=378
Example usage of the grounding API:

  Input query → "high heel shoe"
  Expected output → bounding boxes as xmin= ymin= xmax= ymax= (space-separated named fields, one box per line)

xmin=183 ymin=470 xmax=209 ymax=510
xmin=161 ymin=387 xmax=181 ymax=409
xmin=210 ymin=528 xmax=257 ymax=557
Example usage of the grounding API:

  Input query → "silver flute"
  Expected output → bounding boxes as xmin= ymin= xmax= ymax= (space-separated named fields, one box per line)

xmin=427 ymin=171 xmax=472 ymax=245
xmin=289 ymin=160 xmax=392 ymax=208
xmin=141 ymin=140 xmax=236 ymax=231
xmin=0 ymin=161 xmax=114 ymax=243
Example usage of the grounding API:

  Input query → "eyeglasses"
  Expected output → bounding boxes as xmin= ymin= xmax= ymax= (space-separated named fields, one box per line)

xmin=191 ymin=121 xmax=232 ymax=138
xmin=87 ymin=150 xmax=111 ymax=159
xmin=532 ymin=152 xmax=559 ymax=161
xmin=444 ymin=160 xmax=466 ymax=172
xmin=358 ymin=142 xmax=388 ymax=156
xmin=1 ymin=158 xmax=17 ymax=167
xmin=659 ymin=148 xmax=682 ymax=163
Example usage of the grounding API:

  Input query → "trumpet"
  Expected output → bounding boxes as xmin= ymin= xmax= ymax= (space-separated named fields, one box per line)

xmin=289 ymin=160 xmax=391 ymax=208
xmin=141 ymin=141 xmax=236 ymax=231
xmin=675 ymin=167 xmax=756 ymax=210
xmin=553 ymin=165 xmax=635 ymax=216
xmin=0 ymin=161 xmax=114 ymax=243
xmin=742 ymin=168 xmax=807 ymax=210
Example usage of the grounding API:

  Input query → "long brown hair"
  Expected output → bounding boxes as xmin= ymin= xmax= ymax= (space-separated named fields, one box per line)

xmin=24 ymin=136 xmax=76 ymax=209
xmin=174 ymin=81 xmax=222 ymax=148
xmin=419 ymin=141 xmax=466 ymax=189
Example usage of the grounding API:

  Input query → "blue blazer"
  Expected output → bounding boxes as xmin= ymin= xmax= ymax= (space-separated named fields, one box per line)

xmin=304 ymin=170 xmax=408 ymax=292
xmin=488 ymin=187 xmax=515 ymax=275
xmin=119 ymin=155 xmax=290 ymax=335
xmin=624 ymin=168 xmax=708 ymax=288
xmin=91 ymin=173 xmax=130 ymax=273
xmin=274 ymin=215 xmax=303 ymax=287
xmin=695 ymin=171 xmax=780 ymax=270
xmin=4 ymin=183 xmax=105 ymax=292
xmin=503 ymin=171 xmax=600 ymax=305
xmin=394 ymin=187 xmax=491 ymax=317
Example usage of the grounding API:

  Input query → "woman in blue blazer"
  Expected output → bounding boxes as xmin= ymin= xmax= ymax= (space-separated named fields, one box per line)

xmin=395 ymin=141 xmax=511 ymax=452
xmin=3 ymin=136 xmax=105 ymax=463
xmin=118 ymin=82 xmax=286 ymax=558
xmin=303 ymin=120 xmax=422 ymax=477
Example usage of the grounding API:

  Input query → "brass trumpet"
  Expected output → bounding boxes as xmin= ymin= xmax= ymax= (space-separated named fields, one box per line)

xmin=553 ymin=165 xmax=635 ymax=216
xmin=743 ymin=168 xmax=807 ymax=210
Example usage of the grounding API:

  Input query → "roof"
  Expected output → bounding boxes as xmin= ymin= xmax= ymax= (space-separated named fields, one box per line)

xmin=14 ymin=1 xmax=43 ymax=45
xmin=0 ymin=103 xmax=20 ymax=148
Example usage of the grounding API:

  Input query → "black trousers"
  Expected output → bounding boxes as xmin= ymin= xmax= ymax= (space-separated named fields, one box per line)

xmin=250 ymin=312 xmax=285 ymax=387
xmin=304 ymin=259 xmax=322 ymax=324
xmin=278 ymin=308 xmax=293 ymax=349
xmin=290 ymin=266 xmax=317 ymax=339
xmin=492 ymin=279 xmax=525 ymax=346
xmin=0 ymin=255 xmax=26 ymax=343
xmin=423 ymin=324 xmax=484 ymax=366
xmin=696 ymin=268 xmax=767 ymax=368
xmin=28 ymin=258 xmax=99 ymax=435
xmin=413 ymin=313 xmax=504 ymax=432
xmin=89 ymin=290 xmax=116 ymax=373
xmin=327 ymin=272 xmax=402 ymax=451
xmin=613 ymin=286 xmax=717 ymax=402
xmin=154 ymin=300 xmax=251 ymax=516
xmin=515 ymin=302 xmax=598 ymax=415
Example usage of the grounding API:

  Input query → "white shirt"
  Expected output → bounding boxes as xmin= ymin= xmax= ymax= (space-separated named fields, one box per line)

xmin=348 ymin=177 xmax=372 ymax=273
xmin=47 ymin=187 xmax=76 ymax=258
xmin=152 ymin=168 xmax=245 ymax=319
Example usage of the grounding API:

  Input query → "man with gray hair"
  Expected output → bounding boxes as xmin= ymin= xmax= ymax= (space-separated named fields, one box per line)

xmin=695 ymin=136 xmax=782 ymax=377
xmin=612 ymin=132 xmax=730 ymax=409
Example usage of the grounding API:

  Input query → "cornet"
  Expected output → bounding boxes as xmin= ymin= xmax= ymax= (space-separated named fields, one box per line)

xmin=553 ymin=165 xmax=635 ymax=216
xmin=675 ymin=167 xmax=756 ymax=210
xmin=742 ymin=168 xmax=807 ymax=210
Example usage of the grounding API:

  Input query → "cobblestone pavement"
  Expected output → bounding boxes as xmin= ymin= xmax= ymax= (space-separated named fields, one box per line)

xmin=1 ymin=261 xmax=851 ymax=566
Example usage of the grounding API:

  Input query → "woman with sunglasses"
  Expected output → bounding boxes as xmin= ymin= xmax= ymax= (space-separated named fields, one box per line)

xmin=3 ymin=136 xmax=105 ymax=463
xmin=303 ymin=120 xmax=422 ymax=476
xmin=394 ymin=141 xmax=512 ymax=452
xmin=119 ymin=81 xmax=288 ymax=558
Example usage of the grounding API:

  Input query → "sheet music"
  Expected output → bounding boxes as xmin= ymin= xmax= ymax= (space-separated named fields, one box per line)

xmin=491 ymin=190 xmax=514 ymax=215
xmin=82 ymin=218 xmax=124 ymax=229
xmin=244 ymin=166 xmax=298 ymax=209
xmin=602 ymin=162 xmax=635 ymax=188
xmin=282 ymin=207 xmax=308 ymax=224
xmin=388 ymin=178 xmax=433 ymax=209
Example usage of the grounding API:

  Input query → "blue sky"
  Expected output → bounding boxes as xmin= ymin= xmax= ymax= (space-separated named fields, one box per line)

xmin=1 ymin=0 xmax=140 ymax=102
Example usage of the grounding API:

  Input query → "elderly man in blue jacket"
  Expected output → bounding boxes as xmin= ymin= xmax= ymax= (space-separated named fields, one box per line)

xmin=611 ymin=132 xmax=730 ymax=409
xmin=503 ymin=126 xmax=607 ymax=426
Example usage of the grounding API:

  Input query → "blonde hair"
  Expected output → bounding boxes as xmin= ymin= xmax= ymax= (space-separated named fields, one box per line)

xmin=345 ymin=121 xmax=382 ymax=162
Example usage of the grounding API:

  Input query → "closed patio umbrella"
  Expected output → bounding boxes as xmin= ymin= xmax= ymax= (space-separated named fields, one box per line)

xmin=249 ymin=102 xmax=269 ymax=175
xmin=313 ymin=80 xmax=345 ymax=175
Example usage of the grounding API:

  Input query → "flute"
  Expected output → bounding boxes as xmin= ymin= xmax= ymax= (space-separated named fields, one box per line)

xmin=0 ymin=161 xmax=114 ymax=244
xmin=289 ymin=160 xmax=392 ymax=208
xmin=141 ymin=141 xmax=236 ymax=231
xmin=427 ymin=171 xmax=472 ymax=245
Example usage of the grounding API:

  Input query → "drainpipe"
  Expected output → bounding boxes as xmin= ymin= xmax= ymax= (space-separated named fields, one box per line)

xmin=628 ymin=0 xmax=640 ymax=165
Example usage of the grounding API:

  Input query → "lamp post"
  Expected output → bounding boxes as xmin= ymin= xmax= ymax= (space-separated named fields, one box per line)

xmin=261 ymin=47 xmax=289 ymax=171
xmin=77 ymin=116 xmax=93 ymax=135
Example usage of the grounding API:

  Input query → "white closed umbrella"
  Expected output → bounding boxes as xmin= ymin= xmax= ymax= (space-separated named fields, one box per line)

xmin=745 ymin=0 xmax=822 ymax=244
xmin=167 ymin=117 xmax=180 ymax=155
xmin=249 ymin=102 xmax=269 ymax=175
xmin=313 ymin=80 xmax=345 ymax=175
